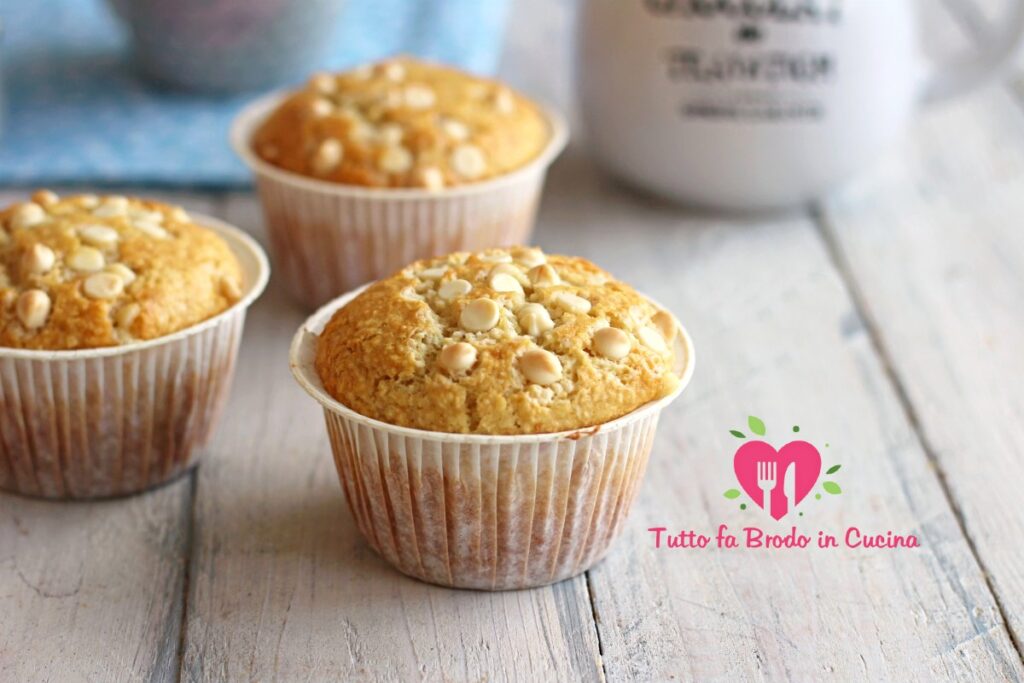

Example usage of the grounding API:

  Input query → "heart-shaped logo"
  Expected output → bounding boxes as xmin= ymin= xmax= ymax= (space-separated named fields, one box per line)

xmin=734 ymin=440 xmax=822 ymax=520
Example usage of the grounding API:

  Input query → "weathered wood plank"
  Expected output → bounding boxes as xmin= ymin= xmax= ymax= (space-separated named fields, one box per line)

xmin=0 ymin=190 xmax=216 ymax=682
xmin=535 ymin=154 xmax=1024 ymax=681
xmin=180 ymin=195 xmax=604 ymax=682
xmin=819 ymin=78 xmax=1024 ymax=655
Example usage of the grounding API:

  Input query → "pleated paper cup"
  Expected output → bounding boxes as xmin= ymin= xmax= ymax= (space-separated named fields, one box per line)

xmin=231 ymin=91 xmax=569 ymax=309
xmin=290 ymin=287 xmax=695 ymax=590
xmin=0 ymin=215 xmax=270 ymax=500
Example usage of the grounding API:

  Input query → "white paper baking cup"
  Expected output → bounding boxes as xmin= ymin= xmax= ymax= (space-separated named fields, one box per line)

xmin=231 ymin=91 xmax=569 ymax=309
xmin=0 ymin=214 xmax=270 ymax=500
xmin=290 ymin=287 xmax=695 ymax=590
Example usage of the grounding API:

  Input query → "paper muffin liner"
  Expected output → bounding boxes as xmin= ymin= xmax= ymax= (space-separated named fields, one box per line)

xmin=291 ymin=287 xmax=695 ymax=590
xmin=0 ymin=215 xmax=270 ymax=500
xmin=231 ymin=92 xmax=569 ymax=309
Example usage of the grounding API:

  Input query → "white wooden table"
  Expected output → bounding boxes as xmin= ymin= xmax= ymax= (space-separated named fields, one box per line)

xmin=4 ymin=1 xmax=1024 ymax=681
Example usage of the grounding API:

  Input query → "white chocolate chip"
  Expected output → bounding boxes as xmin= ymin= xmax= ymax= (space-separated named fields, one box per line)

xmin=419 ymin=267 xmax=448 ymax=280
xmin=348 ymin=120 xmax=375 ymax=145
xmin=83 ymin=272 xmax=124 ymax=299
xmin=16 ymin=289 xmax=51 ymax=329
xmin=22 ymin=244 xmax=56 ymax=275
xmin=460 ymin=298 xmax=500 ymax=332
xmin=639 ymin=326 xmax=669 ymax=354
xmin=476 ymin=250 xmax=512 ymax=263
xmin=128 ymin=207 xmax=164 ymax=224
xmin=134 ymin=220 xmax=169 ymax=239
xmin=652 ymin=310 xmax=677 ymax=342
xmin=309 ymin=72 xmax=336 ymax=94
xmin=493 ymin=88 xmax=516 ymax=114
xmin=593 ymin=327 xmax=631 ymax=360
xmin=10 ymin=203 xmax=47 ymax=230
xmin=79 ymin=224 xmax=119 ymax=248
xmin=551 ymin=291 xmax=592 ymax=314
xmin=77 ymin=194 xmax=100 ymax=209
xmin=32 ymin=190 xmax=59 ymax=207
xmin=313 ymin=138 xmax=344 ymax=175
xmin=439 ymin=342 xmax=477 ymax=372
xmin=520 ymin=348 xmax=562 ymax=385
xmin=528 ymin=263 xmax=560 ymax=287
xmin=170 ymin=207 xmax=191 ymax=223
xmin=490 ymin=262 xmax=530 ymax=286
xmin=311 ymin=97 xmax=334 ymax=117
xmin=489 ymin=272 xmax=524 ymax=295
xmin=105 ymin=263 xmax=137 ymax=285
xmin=115 ymin=302 xmax=140 ymax=329
xmin=382 ymin=61 xmax=406 ymax=81
xmin=450 ymin=144 xmax=487 ymax=180
xmin=93 ymin=196 xmax=129 ymax=218
xmin=439 ymin=278 xmax=472 ymax=300
xmin=403 ymin=84 xmax=436 ymax=109
xmin=517 ymin=303 xmax=554 ymax=337
xmin=67 ymin=246 xmax=105 ymax=272
xmin=379 ymin=145 xmax=413 ymax=174
xmin=511 ymin=247 xmax=546 ymax=269
xmin=378 ymin=123 xmax=404 ymax=146
xmin=418 ymin=167 xmax=445 ymax=191
xmin=440 ymin=117 xmax=470 ymax=141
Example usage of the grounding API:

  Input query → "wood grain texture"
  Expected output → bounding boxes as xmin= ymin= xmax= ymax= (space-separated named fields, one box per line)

xmin=534 ymin=154 xmax=1024 ymax=681
xmin=811 ymin=0 xmax=1024 ymax=657
xmin=819 ymin=77 xmax=1024 ymax=654
xmin=0 ymin=191 xmax=216 ymax=682
xmin=179 ymin=195 xmax=604 ymax=682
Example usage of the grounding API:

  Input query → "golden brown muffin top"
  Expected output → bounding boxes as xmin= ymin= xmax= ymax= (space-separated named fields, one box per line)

xmin=252 ymin=57 xmax=551 ymax=190
xmin=314 ymin=248 xmax=681 ymax=435
xmin=0 ymin=190 xmax=244 ymax=350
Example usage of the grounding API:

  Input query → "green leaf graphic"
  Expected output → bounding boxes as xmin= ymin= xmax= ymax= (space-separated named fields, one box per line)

xmin=823 ymin=481 xmax=842 ymax=495
xmin=723 ymin=489 xmax=741 ymax=499
xmin=826 ymin=464 xmax=841 ymax=475
xmin=730 ymin=430 xmax=746 ymax=439
xmin=748 ymin=416 xmax=766 ymax=436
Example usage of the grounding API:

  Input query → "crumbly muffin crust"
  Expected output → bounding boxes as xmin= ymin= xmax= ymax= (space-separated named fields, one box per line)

xmin=0 ymin=191 xmax=244 ymax=350
xmin=314 ymin=248 xmax=680 ymax=435
xmin=252 ymin=57 xmax=550 ymax=189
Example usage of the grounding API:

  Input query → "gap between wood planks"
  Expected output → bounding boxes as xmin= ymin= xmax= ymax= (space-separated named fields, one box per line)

xmin=584 ymin=569 xmax=609 ymax=682
xmin=812 ymin=0 xmax=1024 ymax=668
xmin=809 ymin=205 xmax=1024 ymax=669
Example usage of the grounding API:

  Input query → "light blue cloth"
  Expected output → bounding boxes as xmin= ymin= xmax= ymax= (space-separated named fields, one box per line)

xmin=0 ymin=0 xmax=510 ymax=187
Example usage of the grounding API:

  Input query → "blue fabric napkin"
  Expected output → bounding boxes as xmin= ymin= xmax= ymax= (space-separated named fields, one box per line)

xmin=0 ymin=0 xmax=510 ymax=187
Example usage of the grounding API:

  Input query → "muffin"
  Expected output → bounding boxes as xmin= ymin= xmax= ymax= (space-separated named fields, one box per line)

xmin=0 ymin=191 xmax=270 ymax=499
xmin=315 ymin=247 xmax=679 ymax=434
xmin=252 ymin=58 xmax=550 ymax=189
xmin=0 ymin=191 xmax=243 ymax=349
xmin=291 ymin=247 xmax=694 ymax=590
xmin=232 ymin=56 xmax=568 ymax=308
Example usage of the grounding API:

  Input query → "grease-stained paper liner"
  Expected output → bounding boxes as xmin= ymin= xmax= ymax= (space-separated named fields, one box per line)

xmin=0 ymin=215 xmax=270 ymax=500
xmin=231 ymin=92 xmax=569 ymax=309
xmin=291 ymin=287 xmax=695 ymax=590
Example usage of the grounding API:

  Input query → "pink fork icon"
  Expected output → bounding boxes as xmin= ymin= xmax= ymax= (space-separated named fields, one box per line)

xmin=757 ymin=461 xmax=777 ymax=518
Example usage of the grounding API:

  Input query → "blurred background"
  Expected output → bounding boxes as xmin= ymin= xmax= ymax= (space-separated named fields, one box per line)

xmin=0 ymin=0 xmax=563 ymax=187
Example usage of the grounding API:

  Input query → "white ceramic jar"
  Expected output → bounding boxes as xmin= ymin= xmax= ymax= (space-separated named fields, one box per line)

xmin=577 ymin=0 xmax=1024 ymax=211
